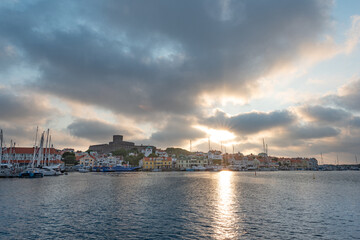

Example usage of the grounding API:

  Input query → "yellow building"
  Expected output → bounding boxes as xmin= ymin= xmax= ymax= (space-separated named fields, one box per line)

xmin=142 ymin=157 xmax=172 ymax=170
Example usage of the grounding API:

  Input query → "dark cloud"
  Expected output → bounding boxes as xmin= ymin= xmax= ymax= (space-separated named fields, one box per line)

xmin=67 ymin=118 xmax=142 ymax=143
xmin=202 ymin=110 xmax=295 ymax=134
xmin=0 ymin=88 xmax=54 ymax=123
xmin=150 ymin=116 xmax=206 ymax=147
xmin=300 ymin=105 xmax=352 ymax=123
xmin=0 ymin=0 xmax=332 ymax=120
xmin=287 ymin=125 xmax=340 ymax=139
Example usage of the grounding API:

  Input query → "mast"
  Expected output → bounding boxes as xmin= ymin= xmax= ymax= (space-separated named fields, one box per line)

xmin=208 ymin=137 xmax=211 ymax=152
xmin=47 ymin=135 xmax=51 ymax=166
xmin=13 ymin=142 xmax=17 ymax=168
xmin=36 ymin=132 xmax=45 ymax=167
xmin=31 ymin=126 xmax=39 ymax=168
xmin=336 ymin=154 xmax=339 ymax=165
xmin=9 ymin=140 xmax=13 ymax=165
xmin=44 ymin=129 xmax=50 ymax=166
xmin=0 ymin=129 xmax=2 ymax=164
xmin=189 ymin=140 xmax=192 ymax=153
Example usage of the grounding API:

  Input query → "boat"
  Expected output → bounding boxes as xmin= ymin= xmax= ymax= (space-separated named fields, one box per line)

xmin=152 ymin=168 xmax=162 ymax=172
xmin=92 ymin=165 xmax=140 ymax=172
xmin=0 ymin=163 xmax=17 ymax=178
xmin=78 ymin=167 xmax=89 ymax=173
xmin=19 ymin=168 xmax=43 ymax=178
xmin=0 ymin=130 xmax=21 ymax=177
xmin=19 ymin=128 xmax=45 ymax=178
xmin=40 ymin=167 xmax=59 ymax=176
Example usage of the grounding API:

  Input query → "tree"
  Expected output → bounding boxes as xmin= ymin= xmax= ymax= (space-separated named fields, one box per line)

xmin=125 ymin=153 xmax=144 ymax=166
xmin=112 ymin=148 xmax=128 ymax=157
xmin=62 ymin=152 xmax=78 ymax=165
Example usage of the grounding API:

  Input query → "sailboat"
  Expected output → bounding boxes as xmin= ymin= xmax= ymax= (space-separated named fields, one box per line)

xmin=0 ymin=130 xmax=20 ymax=178
xmin=19 ymin=128 xmax=43 ymax=178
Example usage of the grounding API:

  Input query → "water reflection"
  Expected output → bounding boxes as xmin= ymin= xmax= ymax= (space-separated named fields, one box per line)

xmin=215 ymin=171 xmax=238 ymax=239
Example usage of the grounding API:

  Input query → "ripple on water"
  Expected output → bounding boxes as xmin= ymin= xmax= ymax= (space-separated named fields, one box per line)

xmin=0 ymin=171 xmax=359 ymax=239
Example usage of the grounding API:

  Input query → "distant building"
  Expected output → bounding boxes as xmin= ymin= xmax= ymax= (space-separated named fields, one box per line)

xmin=89 ymin=135 xmax=135 ymax=153
xmin=88 ymin=135 xmax=155 ymax=154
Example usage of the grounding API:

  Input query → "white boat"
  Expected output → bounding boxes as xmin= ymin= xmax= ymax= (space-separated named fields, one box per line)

xmin=0 ymin=163 xmax=16 ymax=178
xmin=40 ymin=167 xmax=58 ymax=176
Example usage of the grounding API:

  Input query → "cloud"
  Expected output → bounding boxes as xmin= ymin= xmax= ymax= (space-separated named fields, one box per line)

xmin=67 ymin=118 xmax=143 ymax=143
xmin=0 ymin=0 xmax=332 ymax=120
xmin=149 ymin=116 xmax=206 ymax=147
xmin=287 ymin=124 xmax=340 ymax=140
xmin=0 ymin=88 xmax=56 ymax=124
xmin=202 ymin=109 xmax=295 ymax=134
xmin=322 ymin=79 xmax=360 ymax=111
xmin=300 ymin=105 xmax=352 ymax=123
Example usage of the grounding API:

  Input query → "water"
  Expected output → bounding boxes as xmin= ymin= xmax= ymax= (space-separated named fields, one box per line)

xmin=0 ymin=171 xmax=359 ymax=239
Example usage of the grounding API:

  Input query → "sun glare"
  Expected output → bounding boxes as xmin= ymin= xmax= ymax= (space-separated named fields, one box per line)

xmin=195 ymin=126 xmax=235 ymax=143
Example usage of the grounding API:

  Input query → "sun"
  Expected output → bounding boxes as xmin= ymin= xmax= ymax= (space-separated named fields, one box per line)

xmin=194 ymin=125 xmax=236 ymax=143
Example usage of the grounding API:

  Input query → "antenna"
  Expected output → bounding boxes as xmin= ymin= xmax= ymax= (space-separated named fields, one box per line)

xmin=263 ymin=138 xmax=266 ymax=153
xmin=320 ymin=153 xmax=323 ymax=165
xmin=266 ymin=144 xmax=268 ymax=155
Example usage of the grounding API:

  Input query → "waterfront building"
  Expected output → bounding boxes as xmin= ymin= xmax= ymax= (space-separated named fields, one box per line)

xmin=1 ymin=147 xmax=62 ymax=166
xmin=77 ymin=153 xmax=97 ymax=167
xmin=208 ymin=150 xmax=222 ymax=165
xmin=176 ymin=155 xmax=209 ymax=169
xmin=140 ymin=157 xmax=172 ymax=170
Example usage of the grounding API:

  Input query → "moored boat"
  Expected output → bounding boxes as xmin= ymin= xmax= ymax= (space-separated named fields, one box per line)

xmin=19 ymin=168 xmax=43 ymax=178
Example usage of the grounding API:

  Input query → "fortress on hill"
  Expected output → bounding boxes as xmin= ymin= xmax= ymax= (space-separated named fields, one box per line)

xmin=88 ymin=135 xmax=153 ymax=154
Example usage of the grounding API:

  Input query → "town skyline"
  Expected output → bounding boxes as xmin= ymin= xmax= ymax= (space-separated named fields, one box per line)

xmin=1 ymin=1 xmax=360 ymax=164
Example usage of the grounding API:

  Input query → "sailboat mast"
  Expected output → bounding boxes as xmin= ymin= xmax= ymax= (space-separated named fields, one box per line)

xmin=9 ymin=140 xmax=13 ymax=165
xmin=38 ymin=132 xmax=45 ymax=167
xmin=0 ymin=129 xmax=2 ymax=164
xmin=44 ymin=129 xmax=49 ymax=166
xmin=47 ymin=135 xmax=51 ymax=166
xmin=31 ymin=127 xmax=39 ymax=168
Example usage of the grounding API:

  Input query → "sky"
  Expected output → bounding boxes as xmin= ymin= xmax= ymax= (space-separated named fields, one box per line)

xmin=1 ymin=0 xmax=360 ymax=164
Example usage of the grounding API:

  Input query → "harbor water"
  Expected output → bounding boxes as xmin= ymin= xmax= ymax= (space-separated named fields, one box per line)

xmin=0 ymin=171 xmax=359 ymax=239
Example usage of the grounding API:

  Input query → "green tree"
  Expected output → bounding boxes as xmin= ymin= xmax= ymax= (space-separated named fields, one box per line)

xmin=62 ymin=152 xmax=78 ymax=165
xmin=112 ymin=148 xmax=128 ymax=157
xmin=125 ymin=153 xmax=144 ymax=166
